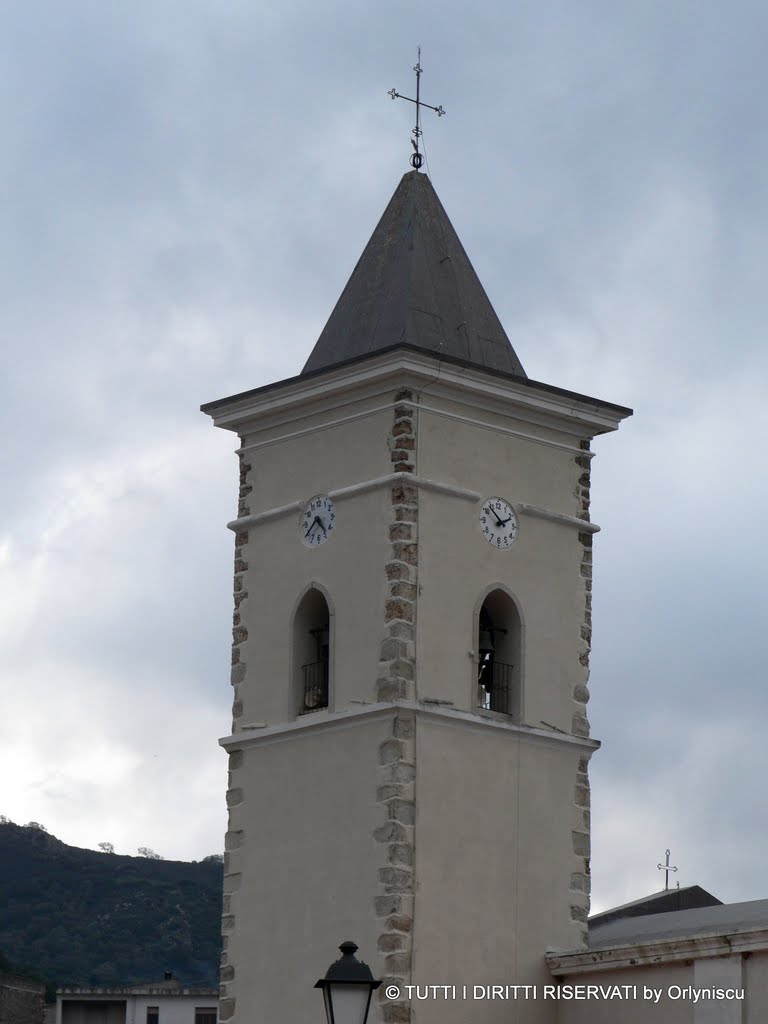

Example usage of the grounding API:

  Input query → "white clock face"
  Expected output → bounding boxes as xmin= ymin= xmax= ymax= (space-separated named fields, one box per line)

xmin=300 ymin=494 xmax=336 ymax=547
xmin=479 ymin=497 xmax=519 ymax=550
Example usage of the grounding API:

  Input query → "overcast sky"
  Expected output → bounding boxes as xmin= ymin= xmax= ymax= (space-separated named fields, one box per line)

xmin=1 ymin=1 xmax=766 ymax=915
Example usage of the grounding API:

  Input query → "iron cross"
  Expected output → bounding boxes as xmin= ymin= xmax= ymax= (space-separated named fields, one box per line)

xmin=389 ymin=47 xmax=445 ymax=170
xmin=657 ymin=848 xmax=678 ymax=890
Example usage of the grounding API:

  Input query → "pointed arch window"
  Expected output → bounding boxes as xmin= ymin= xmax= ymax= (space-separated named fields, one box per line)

xmin=476 ymin=589 xmax=522 ymax=719
xmin=293 ymin=587 xmax=331 ymax=714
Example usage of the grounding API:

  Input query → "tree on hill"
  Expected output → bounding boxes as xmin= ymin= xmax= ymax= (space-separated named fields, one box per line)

xmin=0 ymin=821 xmax=222 ymax=990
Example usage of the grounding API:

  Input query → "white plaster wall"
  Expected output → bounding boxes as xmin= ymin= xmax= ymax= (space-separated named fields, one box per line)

xmin=237 ymin=486 xmax=392 ymax=723
xmin=745 ymin=951 xmax=768 ymax=1022
xmin=555 ymin=951 xmax=768 ymax=1023
xmin=416 ymin=395 xmax=588 ymax=727
xmin=241 ymin=404 xmax=393 ymax=511
xmin=131 ymin=997 xmax=216 ymax=1024
xmin=693 ymin=956 xmax=743 ymax=1024
xmin=59 ymin=997 xmax=214 ymax=1024
xmin=226 ymin=716 xmax=391 ymax=1024
xmin=417 ymin=489 xmax=583 ymax=726
xmin=417 ymin=397 xmax=585 ymax=516
xmin=411 ymin=717 xmax=587 ymax=1024
xmin=235 ymin=404 xmax=395 ymax=724
xmin=554 ymin=964 xmax=695 ymax=1024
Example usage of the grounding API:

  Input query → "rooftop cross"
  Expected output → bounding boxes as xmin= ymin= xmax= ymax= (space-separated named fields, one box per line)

xmin=657 ymin=848 xmax=678 ymax=891
xmin=389 ymin=47 xmax=445 ymax=170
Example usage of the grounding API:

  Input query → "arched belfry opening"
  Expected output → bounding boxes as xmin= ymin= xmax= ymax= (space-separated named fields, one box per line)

xmin=293 ymin=587 xmax=331 ymax=714
xmin=476 ymin=589 xmax=522 ymax=719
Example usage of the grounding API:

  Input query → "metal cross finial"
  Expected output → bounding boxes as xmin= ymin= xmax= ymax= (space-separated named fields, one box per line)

xmin=657 ymin=848 xmax=678 ymax=891
xmin=389 ymin=47 xmax=445 ymax=170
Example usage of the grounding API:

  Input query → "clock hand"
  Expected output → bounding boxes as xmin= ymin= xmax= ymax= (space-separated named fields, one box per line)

xmin=305 ymin=516 xmax=324 ymax=538
xmin=485 ymin=506 xmax=504 ymax=527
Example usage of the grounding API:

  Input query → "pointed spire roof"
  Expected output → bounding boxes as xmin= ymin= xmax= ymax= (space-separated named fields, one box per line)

xmin=302 ymin=171 xmax=526 ymax=378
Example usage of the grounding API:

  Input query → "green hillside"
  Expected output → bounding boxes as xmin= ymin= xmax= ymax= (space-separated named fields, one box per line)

xmin=0 ymin=822 xmax=222 ymax=990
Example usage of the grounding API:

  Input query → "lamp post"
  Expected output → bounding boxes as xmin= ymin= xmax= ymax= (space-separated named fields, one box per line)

xmin=315 ymin=941 xmax=381 ymax=1024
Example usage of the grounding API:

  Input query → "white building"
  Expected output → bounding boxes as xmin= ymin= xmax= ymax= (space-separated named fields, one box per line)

xmin=56 ymin=978 xmax=217 ymax=1024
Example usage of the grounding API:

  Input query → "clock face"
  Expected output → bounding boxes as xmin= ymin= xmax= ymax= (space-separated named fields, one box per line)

xmin=479 ymin=497 xmax=519 ymax=550
xmin=300 ymin=494 xmax=336 ymax=547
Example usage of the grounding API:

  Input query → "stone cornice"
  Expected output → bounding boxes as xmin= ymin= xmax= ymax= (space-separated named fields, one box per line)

xmin=219 ymin=700 xmax=601 ymax=754
xmin=547 ymin=927 xmax=768 ymax=975
xmin=225 ymin=471 xmax=599 ymax=534
xmin=202 ymin=348 xmax=630 ymax=439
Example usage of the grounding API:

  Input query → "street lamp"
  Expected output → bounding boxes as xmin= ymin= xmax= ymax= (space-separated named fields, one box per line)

xmin=315 ymin=941 xmax=381 ymax=1024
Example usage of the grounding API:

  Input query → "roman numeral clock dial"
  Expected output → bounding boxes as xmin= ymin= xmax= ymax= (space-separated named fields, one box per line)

xmin=479 ymin=497 xmax=519 ymax=549
xmin=300 ymin=494 xmax=336 ymax=547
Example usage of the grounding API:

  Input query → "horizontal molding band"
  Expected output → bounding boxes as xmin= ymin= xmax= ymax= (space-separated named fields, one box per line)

xmin=227 ymin=472 xmax=598 ymax=534
xmin=547 ymin=927 xmax=768 ymax=975
xmin=517 ymin=503 xmax=599 ymax=534
xmin=219 ymin=699 xmax=601 ymax=755
xmin=418 ymin=401 xmax=593 ymax=456
xmin=237 ymin=400 xmax=397 ymax=455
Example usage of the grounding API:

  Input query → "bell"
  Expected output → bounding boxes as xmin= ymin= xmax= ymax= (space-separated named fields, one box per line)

xmin=478 ymin=628 xmax=495 ymax=657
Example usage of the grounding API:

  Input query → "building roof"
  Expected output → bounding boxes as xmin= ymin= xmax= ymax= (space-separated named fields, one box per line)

xmin=589 ymin=896 xmax=768 ymax=950
xmin=57 ymin=986 xmax=218 ymax=997
xmin=57 ymin=975 xmax=218 ymax=997
xmin=301 ymin=170 xmax=527 ymax=379
xmin=589 ymin=885 xmax=722 ymax=927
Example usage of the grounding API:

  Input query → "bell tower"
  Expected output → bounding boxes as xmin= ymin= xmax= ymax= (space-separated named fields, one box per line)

xmin=203 ymin=171 xmax=631 ymax=1024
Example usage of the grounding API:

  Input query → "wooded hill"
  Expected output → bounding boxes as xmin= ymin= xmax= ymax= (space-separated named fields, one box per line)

xmin=0 ymin=822 xmax=222 ymax=991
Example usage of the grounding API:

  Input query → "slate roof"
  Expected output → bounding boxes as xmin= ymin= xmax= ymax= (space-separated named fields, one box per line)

xmin=301 ymin=170 xmax=526 ymax=378
xmin=589 ymin=885 xmax=722 ymax=927
xmin=589 ymin=897 xmax=768 ymax=950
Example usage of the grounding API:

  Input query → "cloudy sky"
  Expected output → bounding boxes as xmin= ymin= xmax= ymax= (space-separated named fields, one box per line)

xmin=1 ymin=0 xmax=766 ymax=914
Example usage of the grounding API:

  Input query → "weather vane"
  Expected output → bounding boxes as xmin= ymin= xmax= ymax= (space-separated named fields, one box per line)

xmin=657 ymin=848 xmax=678 ymax=891
xmin=389 ymin=47 xmax=445 ymax=170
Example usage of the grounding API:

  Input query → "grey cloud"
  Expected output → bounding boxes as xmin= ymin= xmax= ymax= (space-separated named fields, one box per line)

xmin=0 ymin=0 xmax=766 ymax=908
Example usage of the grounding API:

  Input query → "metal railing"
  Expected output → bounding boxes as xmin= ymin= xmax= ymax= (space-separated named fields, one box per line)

xmin=302 ymin=660 xmax=329 ymax=713
xmin=477 ymin=659 xmax=514 ymax=716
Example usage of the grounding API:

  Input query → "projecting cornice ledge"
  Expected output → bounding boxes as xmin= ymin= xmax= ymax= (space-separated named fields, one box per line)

xmin=219 ymin=700 xmax=600 ymax=754
xmin=201 ymin=345 xmax=632 ymax=437
xmin=547 ymin=927 xmax=768 ymax=975
xmin=226 ymin=472 xmax=600 ymax=534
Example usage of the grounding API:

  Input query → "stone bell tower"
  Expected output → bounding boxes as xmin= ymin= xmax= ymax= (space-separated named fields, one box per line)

xmin=202 ymin=171 xmax=631 ymax=1024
